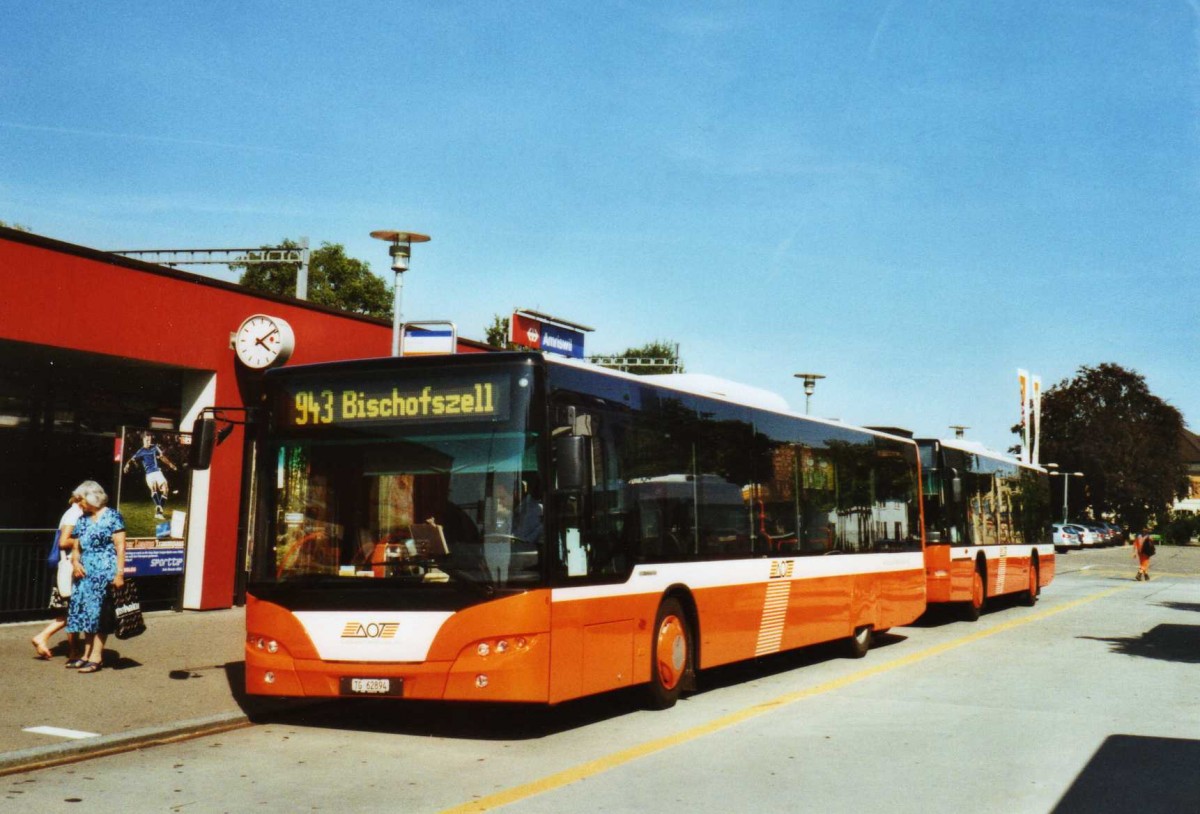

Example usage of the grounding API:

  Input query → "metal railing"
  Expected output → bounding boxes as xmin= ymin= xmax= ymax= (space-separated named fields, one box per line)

xmin=0 ymin=530 xmax=55 ymax=622
xmin=1 ymin=530 xmax=183 ymax=621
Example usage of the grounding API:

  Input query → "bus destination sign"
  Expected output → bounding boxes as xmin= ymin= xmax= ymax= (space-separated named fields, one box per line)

xmin=284 ymin=377 xmax=509 ymax=427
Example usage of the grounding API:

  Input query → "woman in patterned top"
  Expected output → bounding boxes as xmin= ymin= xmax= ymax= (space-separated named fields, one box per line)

xmin=65 ymin=480 xmax=126 ymax=674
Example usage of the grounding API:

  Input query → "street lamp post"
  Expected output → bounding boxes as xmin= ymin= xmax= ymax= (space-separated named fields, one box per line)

xmin=793 ymin=372 xmax=825 ymax=415
xmin=1047 ymin=467 xmax=1085 ymax=523
xmin=370 ymin=230 xmax=431 ymax=356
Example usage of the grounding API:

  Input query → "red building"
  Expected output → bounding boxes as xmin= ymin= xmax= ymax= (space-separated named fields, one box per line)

xmin=0 ymin=226 xmax=485 ymax=616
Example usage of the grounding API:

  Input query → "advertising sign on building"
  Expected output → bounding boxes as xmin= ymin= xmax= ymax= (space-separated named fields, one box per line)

xmin=115 ymin=426 xmax=189 ymax=577
xmin=509 ymin=310 xmax=590 ymax=359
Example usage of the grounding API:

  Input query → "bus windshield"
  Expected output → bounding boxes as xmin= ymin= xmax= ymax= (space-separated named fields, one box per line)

xmin=253 ymin=362 xmax=542 ymax=591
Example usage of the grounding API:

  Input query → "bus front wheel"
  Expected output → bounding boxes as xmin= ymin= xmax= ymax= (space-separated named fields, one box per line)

xmin=645 ymin=597 xmax=691 ymax=710
xmin=962 ymin=569 xmax=986 ymax=622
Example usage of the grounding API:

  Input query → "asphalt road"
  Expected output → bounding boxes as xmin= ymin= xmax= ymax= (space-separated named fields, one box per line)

xmin=4 ymin=545 xmax=1198 ymax=814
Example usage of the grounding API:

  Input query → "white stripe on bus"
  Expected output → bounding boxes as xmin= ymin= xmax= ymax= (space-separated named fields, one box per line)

xmin=552 ymin=552 xmax=925 ymax=603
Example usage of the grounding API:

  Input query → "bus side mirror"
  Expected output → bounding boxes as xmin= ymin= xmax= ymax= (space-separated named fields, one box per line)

xmin=951 ymin=472 xmax=963 ymax=503
xmin=189 ymin=417 xmax=216 ymax=470
xmin=555 ymin=435 xmax=590 ymax=491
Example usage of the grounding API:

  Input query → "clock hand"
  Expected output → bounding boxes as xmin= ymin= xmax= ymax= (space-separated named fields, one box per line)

xmin=255 ymin=328 xmax=279 ymax=349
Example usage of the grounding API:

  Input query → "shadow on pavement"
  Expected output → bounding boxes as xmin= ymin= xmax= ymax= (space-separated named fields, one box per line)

xmin=1159 ymin=601 xmax=1200 ymax=614
xmin=697 ymin=630 xmax=907 ymax=694
xmin=908 ymin=591 xmax=1032 ymax=628
xmin=217 ymin=660 xmax=625 ymax=739
xmin=1077 ymin=624 xmax=1200 ymax=664
xmin=209 ymin=632 xmax=912 ymax=741
xmin=227 ymin=686 xmax=646 ymax=741
xmin=1051 ymin=734 xmax=1200 ymax=813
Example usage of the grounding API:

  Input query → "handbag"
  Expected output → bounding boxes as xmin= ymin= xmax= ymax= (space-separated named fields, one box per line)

xmin=47 ymin=529 xmax=62 ymax=569
xmin=110 ymin=581 xmax=147 ymax=640
xmin=56 ymin=557 xmax=74 ymax=598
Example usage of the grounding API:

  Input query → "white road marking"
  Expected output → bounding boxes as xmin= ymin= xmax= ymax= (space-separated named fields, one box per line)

xmin=22 ymin=725 xmax=100 ymax=740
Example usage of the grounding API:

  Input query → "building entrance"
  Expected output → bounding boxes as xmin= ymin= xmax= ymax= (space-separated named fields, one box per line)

xmin=0 ymin=338 xmax=191 ymax=619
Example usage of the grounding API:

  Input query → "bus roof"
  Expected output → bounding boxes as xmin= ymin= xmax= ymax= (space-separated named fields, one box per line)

xmin=266 ymin=351 xmax=916 ymax=446
xmin=921 ymin=437 xmax=1048 ymax=472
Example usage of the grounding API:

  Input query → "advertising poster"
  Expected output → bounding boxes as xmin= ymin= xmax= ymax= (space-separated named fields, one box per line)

xmin=115 ymin=426 xmax=190 ymax=577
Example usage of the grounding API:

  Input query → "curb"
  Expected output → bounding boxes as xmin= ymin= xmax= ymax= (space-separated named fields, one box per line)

xmin=0 ymin=711 xmax=251 ymax=777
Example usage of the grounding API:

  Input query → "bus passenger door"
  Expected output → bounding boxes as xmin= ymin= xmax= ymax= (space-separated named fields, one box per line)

xmin=547 ymin=404 xmax=637 ymax=702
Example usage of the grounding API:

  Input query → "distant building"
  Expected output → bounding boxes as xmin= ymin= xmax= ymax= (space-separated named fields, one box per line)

xmin=1173 ymin=428 xmax=1200 ymax=514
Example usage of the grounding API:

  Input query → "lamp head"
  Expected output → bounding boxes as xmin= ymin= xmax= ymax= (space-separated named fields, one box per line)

xmin=794 ymin=372 xmax=825 ymax=396
xmin=370 ymin=230 xmax=430 ymax=274
xmin=390 ymin=244 xmax=410 ymax=273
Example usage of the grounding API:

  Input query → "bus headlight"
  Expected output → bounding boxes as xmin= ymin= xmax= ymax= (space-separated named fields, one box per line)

xmin=249 ymin=636 xmax=281 ymax=654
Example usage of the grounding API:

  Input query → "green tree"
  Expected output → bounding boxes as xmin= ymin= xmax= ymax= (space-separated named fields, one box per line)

xmin=484 ymin=315 xmax=515 ymax=349
xmin=0 ymin=220 xmax=31 ymax=232
xmin=234 ymin=240 xmax=392 ymax=319
xmin=1037 ymin=363 xmax=1187 ymax=530
xmin=1162 ymin=512 xmax=1200 ymax=545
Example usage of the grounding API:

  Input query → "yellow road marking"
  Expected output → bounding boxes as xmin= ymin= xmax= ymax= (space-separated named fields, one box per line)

xmin=440 ymin=585 xmax=1131 ymax=813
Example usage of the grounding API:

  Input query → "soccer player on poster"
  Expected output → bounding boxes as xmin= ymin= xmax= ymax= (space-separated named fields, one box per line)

xmin=124 ymin=433 xmax=178 ymax=520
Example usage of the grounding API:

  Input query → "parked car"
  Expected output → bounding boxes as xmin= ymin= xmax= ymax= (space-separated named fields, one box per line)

xmin=1052 ymin=523 xmax=1082 ymax=551
xmin=1100 ymin=521 xmax=1126 ymax=545
xmin=1065 ymin=523 xmax=1100 ymax=547
xmin=1084 ymin=523 xmax=1116 ymax=547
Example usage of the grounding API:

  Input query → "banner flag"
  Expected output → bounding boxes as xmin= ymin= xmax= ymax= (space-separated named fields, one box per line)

xmin=1018 ymin=369 xmax=1030 ymax=464
xmin=1032 ymin=375 xmax=1042 ymax=465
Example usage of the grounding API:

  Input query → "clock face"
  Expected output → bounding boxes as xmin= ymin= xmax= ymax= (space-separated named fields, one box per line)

xmin=235 ymin=314 xmax=295 ymax=369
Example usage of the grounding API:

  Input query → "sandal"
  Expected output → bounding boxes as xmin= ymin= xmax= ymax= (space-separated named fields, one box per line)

xmin=65 ymin=659 xmax=87 ymax=669
xmin=77 ymin=661 xmax=103 ymax=674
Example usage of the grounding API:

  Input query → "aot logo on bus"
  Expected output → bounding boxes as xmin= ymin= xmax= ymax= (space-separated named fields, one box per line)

xmin=341 ymin=622 xmax=400 ymax=639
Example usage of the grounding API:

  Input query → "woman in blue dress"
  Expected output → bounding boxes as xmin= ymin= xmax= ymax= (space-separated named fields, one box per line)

xmin=65 ymin=480 xmax=126 ymax=674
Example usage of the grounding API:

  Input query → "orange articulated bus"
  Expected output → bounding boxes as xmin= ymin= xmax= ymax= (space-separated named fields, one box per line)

xmin=917 ymin=438 xmax=1055 ymax=620
xmin=242 ymin=352 xmax=927 ymax=708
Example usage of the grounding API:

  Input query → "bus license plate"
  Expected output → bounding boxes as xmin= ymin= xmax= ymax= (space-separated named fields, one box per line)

xmin=340 ymin=677 xmax=402 ymax=696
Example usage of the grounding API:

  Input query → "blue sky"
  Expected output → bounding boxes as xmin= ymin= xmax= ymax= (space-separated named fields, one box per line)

xmin=3 ymin=2 xmax=1198 ymax=452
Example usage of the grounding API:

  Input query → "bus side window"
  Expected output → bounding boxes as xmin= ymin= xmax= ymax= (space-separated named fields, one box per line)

xmin=797 ymin=446 xmax=837 ymax=555
xmin=551 ymin=398 xmax=635 ymax=580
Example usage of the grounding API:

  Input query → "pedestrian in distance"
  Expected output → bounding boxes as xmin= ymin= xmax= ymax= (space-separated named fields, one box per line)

xmin=123 ymin=432 xmax=177 ymax=520
xmin=30 ymin=491 xmax=85 ymax=661
xmin=65 ymin=480 xmax=127 ymax=673
xmin=1134 ymin=531 xmax=1155 ymax=581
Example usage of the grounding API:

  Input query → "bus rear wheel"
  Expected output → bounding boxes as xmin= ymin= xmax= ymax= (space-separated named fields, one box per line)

xmin=1023 ymin=562 xmax=1040 ymax=607
xmin=845 ymin=625 xmax=873 ymax=659
xmin=645 ymin=597 xmax=691 ymax=710
xmin=962 ymin=569 xmax=985 ymax=622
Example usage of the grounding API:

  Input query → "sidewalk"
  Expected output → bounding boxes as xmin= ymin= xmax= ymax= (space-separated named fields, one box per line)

xmin=0 ymin=606 xmax=298 ymax=775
